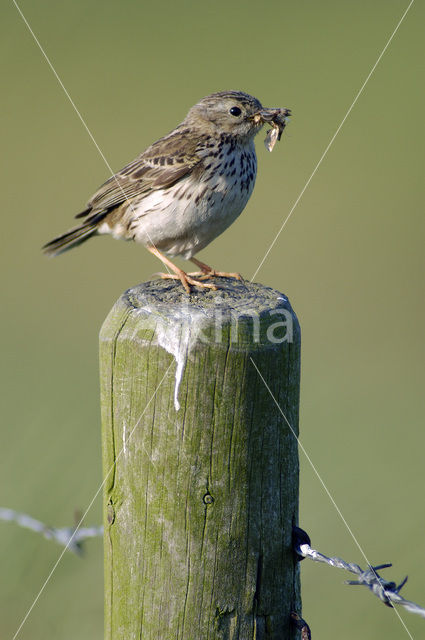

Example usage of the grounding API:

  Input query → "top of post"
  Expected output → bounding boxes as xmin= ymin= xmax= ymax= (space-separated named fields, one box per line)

xmin=102 ymin=279 xmax=300 ymax=351
xmin=101 ymin=279 xmax=300 ymax=411
xmin=122 ymin=278 xmax=294 ymax=318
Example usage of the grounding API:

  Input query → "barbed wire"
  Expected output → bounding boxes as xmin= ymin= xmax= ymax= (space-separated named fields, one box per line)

xmin=3 ymin=509 xmax=424 ymax=621
xmin=0 ymin=507 xmax=103 ymax=555
xmin=293 ymin=526 xmax=425 ymax=619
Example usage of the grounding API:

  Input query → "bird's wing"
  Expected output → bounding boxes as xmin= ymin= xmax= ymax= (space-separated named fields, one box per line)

xmin=76 ymin=128 xmax=204 ymax=218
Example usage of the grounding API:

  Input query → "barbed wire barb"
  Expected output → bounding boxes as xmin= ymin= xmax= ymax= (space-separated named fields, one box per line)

xmin=293 ymin=526 xmax=425 ymax=620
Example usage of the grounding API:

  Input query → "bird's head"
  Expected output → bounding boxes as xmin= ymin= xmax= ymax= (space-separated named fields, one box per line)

xmin=185 ymin=91 xmax=290 ymax=142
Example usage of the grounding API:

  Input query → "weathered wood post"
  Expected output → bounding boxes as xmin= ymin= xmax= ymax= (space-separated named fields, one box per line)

xmin=99 ymin=278 xmax=301 ymax=639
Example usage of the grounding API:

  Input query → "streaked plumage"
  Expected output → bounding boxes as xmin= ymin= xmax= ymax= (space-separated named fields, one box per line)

xmin=43 ymin=91 xmax=291 ymax=292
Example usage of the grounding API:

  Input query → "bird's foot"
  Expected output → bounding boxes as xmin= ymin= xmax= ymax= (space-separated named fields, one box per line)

xmin=147 ymin=246 xmax=218 ymax=294
xmin=190 ymin=258 xmax=243 ymax=281
xmin=198 ymin=270 xmax=243 ymax=280
xmin=158 ymin=272 xmax=217 ymax=294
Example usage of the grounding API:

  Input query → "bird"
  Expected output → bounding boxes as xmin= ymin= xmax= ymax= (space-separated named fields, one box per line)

xmin=43 ymin=91 xmax=291 ymax=293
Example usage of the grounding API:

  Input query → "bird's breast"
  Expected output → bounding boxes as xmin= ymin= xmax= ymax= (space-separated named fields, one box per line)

xmin=129 ymin=142 xmax=258 ymax=258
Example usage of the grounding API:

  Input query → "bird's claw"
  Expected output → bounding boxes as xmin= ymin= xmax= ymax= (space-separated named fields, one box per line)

xmin=158 ymin=273 xmax=218 ymax=293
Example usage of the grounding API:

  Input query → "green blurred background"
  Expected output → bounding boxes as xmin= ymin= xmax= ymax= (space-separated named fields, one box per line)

xmin=1 ymin=0 xmax=424 ymax=637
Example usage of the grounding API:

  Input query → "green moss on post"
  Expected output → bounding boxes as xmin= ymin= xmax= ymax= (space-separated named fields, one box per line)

xmin=99 ymin=279 xmax=301 ymax=639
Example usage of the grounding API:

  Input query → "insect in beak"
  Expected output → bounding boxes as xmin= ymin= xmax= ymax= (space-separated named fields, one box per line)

xmin=252 ymin=108 xmax=292 ymax=151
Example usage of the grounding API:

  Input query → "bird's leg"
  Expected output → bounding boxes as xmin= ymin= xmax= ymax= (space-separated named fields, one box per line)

xmin=147 ymin=246 xmax=217 ymax=294
xmin=189 ymin=257 xmax=242 ymax=281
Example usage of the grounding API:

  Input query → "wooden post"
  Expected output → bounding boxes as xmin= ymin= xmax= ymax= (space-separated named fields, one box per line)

xmin=99 ymin=279 xmax=301 ymax=639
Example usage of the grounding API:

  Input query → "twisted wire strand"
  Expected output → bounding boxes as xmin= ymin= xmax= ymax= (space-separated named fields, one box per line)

xmin=0 ymin=507 xmax=103 ymax=554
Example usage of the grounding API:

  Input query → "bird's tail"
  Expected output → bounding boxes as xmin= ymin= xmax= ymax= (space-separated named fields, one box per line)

xmin=42 ymin=219 xmax=100 ymax=257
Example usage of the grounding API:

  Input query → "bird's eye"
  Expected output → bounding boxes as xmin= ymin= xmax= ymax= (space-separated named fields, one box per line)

xmin=229 ymin=106 xmax=242 ymax=117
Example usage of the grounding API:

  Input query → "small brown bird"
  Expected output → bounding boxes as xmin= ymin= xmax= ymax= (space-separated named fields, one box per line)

xmin=43 ymin=91 xmax=290 ymax=293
